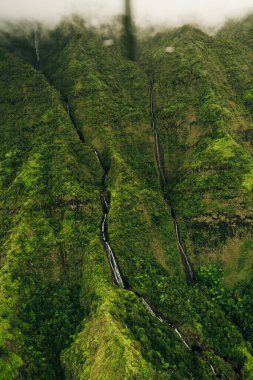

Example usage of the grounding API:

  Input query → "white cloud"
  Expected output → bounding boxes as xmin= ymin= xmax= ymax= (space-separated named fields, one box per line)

xmin=0 ymin=0 xmax=252 ymax=28
xmin=133 ymin=0 xmax=253 ymax=27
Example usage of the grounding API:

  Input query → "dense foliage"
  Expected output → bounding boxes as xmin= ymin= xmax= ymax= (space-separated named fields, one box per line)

xmin=0 ymin=13 xmax=253 ymax=380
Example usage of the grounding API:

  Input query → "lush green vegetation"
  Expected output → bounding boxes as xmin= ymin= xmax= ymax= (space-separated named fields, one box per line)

xmin=0 ymin=14 xmax=253 ymax=379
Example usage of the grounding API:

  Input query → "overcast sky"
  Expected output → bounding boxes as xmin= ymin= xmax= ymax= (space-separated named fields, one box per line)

xmin=0 ymin=0 xmax=253 ymax=28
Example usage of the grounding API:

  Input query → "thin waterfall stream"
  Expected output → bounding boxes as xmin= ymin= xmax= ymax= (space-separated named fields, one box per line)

xmin=97 ymin=154 xmax=125 ymax=289
xmin=34 ymin=26 xmax=40 ymax=69
xmin=150 ymin=80 xmax=195 ymax=282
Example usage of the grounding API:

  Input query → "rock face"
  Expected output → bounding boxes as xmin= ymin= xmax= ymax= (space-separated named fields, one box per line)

xmin=0 ymin=15 xmax=253 ymax=380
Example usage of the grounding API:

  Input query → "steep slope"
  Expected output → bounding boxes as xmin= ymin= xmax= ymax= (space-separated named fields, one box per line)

xmin=0 ymin=30 xmax=211 ymax=380
xmin=1 ymin=16 xmax=253 ymax=380
xmin=0 ymin=47 xmax=160 ymax=380
xmin=141 ymin=25 xmax=253 ymax=283
xmin=0 ymin=46 xmax=103 ymax=378
xmin=36 ymin=19 xmax=253 ymax=379
xmin=38 ymin=21 xmax=211 ymax=380
xmin=141 ymin=23 xmax=253 ymax=377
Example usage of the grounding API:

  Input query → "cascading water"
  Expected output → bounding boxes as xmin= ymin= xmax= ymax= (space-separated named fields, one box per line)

xmin=141 ymin=298 xmax=159 ymax=318
xmin=150 ymin=80 xmax=194 ymax=282
xmin=66 ymin=103 xmax=70 ymax=116
xmin=174 ymin=218 xmax=195 ymax=281
xmin=174 ymin=328 xmax=190 ymax=350
xmin=34 ymin=26 xmax=40 ymax=68
xmin=142 ymin=297 xmax=193 ymax=349
xmin=211 ymin=365 xmax=217 ymax=376
xmin=154 ymin=129 xmax=166 ymax=185
xmin=93 ymin=149 xmax=125 ymax=289
xmin=104 ymin=242 xmax=125 ymax=288
xmin=65 ymin=102 xmax=84 ymax=142
xmin=101 ymin=214 xmax=107 ymax=242
xmin=141 ymin=298 xmax=164 ymax=323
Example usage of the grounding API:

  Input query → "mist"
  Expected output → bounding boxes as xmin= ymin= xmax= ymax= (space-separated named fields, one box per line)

xmin=0 ymin=0 xmax=253 ymax=29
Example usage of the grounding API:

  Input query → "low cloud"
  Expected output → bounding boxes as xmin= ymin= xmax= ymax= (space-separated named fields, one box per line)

xmin=0 ymin=0 xmax=253 ymax=28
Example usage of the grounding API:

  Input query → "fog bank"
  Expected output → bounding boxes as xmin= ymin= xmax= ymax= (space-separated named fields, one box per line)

xmin=0 ymin=0 xmax=253 ymax=28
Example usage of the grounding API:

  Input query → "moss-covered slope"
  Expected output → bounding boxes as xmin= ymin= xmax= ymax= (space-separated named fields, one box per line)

xmin=141 ymin=25 xmax=253 ymax=286
xmin=0 ymin=47 xmax=159 ymax=380
xmin=1 ymin=15 xmax=253 ymax=380
xmin=37 ymin=20 xmax=253 ymax=379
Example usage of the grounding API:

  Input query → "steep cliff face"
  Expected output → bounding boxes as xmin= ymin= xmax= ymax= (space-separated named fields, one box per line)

xmin=140 ymin=24 xmax=253 ymax=377
xmin=1 ymin=16 xmax=253 ymax=380
xmin=0 ymin=46 xmax=105 ymax=378
xmin=142 ymin=25 xmax=253 ymax=287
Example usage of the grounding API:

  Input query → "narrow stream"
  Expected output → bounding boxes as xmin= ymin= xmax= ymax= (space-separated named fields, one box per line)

xmin=34 ymin=26 xmax=40 ymax=69
xmin=150 ymin=80 xmax=195 ymax=282
xmin=98 ymin=157 xmax=125 ymax=289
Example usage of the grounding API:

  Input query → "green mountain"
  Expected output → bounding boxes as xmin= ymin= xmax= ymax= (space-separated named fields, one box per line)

xmin=1 ymin=14 xmax=253 ymax=380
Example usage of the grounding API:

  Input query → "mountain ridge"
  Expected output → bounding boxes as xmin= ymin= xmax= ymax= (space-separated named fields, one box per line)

xmin=0 ymin=15 xmax=253 ymax=379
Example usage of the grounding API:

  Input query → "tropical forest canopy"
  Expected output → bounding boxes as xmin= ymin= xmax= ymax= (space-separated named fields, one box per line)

xmin=0 ymin=11 xmax=253 ymax=380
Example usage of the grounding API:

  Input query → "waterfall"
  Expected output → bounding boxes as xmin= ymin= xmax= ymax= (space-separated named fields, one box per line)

xmin=154 ymin=129 xmax=166 ymax=185
xmin=102 ymin=214 xmax=107 ymax=242
xmin=142 ymin=298 xmax=193 ymax=350
xmin=92 ymin=145 xmax=221 ymax=376
xmin=105 ymin=242 xmax=125 ymax=288
xmin=66 ymin=103 xmax=70 ymax=116
xmin=93 ymin=149 xmax=124 ymax=289
xmin=65 ymin=101 xmax=85 ymax=142
xmin=174 ymin=220 xmax=194 ymax=281
xmin=211 ymin=365 xmax=217 ymax=375
xmin=174 ymin=328 xmax=190 ymax=350
xmin=93 ymin=148 xmax=101 ymax=163
xmin=141 ymin=298 xmax=158 ymax=318
xmin=149 ymin=82 xmax=224 ymax=377
xmin=34 ymin=26 xmax=40 ymax=66
xmin=101 ymin=194 xmax=109 ymax=211
xmin=150 ymin=80 xmax=194 ymax=281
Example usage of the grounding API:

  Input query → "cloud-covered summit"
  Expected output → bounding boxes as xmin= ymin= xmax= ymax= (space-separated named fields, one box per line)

xmin=0 ymin=0 xmax=253 ymax=28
